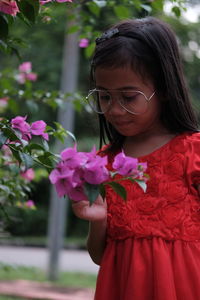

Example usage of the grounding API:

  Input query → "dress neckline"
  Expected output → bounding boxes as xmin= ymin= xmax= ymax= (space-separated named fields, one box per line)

xmin=121 ymin=132 xmax=188 ymax=160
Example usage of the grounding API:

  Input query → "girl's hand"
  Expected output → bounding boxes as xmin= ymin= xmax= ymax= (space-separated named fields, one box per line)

xmin=71 ymin=195 xmax=107 ymax=221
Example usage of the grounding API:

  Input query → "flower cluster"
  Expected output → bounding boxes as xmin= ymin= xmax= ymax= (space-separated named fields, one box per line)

xmin=49 ymin=145 xmax=109 ymax=201
xmin=16 ymin=62 xmax=37 ymax=84
xmin=0 ymin=0 xmax=73 ymax=16
xmin=113 ymin=151 xmax=147 ymax=178
xmin=49 ymin=145 xmax=147 ymax=202
xmin=0 ymin=0 xmax=19 ymax=16
xmin=11 ymin=116 xmax=49 ymax=141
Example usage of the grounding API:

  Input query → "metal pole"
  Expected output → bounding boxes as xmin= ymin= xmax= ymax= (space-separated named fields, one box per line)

xmin=47 ymin=10 xmax=80 ymax=281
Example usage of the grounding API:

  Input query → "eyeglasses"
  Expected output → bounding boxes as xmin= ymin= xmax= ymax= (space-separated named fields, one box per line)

xmin=86 ymin=89 xmax=155 ymax=115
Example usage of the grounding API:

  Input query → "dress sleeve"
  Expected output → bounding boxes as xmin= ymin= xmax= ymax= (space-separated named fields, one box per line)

xmin=186 ymin=132 xmax=200 ymax=188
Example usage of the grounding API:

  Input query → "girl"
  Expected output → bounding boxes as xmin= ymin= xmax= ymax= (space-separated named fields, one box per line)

xmin=72 ymin=17 xmax=200 ymax=300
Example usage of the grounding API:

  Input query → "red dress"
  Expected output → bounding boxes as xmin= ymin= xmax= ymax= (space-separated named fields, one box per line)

xmin=95 ymin=132 xmax=200 ymax=300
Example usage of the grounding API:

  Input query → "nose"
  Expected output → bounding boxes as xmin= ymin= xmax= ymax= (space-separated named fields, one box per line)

xmin=107 ymin=98 xmax=126 ymax=116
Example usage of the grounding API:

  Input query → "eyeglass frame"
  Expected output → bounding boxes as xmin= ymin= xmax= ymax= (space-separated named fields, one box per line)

xmin=86 ymin=88 xmax=156 ymax=115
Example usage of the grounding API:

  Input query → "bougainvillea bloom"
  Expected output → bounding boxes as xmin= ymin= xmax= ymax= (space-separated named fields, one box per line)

xmin=26 ymin=72 xmax=37 ymax=81
xmin=19 ymin=62 xmax=32 ymax=73
xmin=16 ymin=62 xmax=37 ymax=84
xmin=11 ymin=116 xmax=49 ymax=141
xmin=79 ymin=38 xmax=89 ymax=48
xmin=49 ymin=145 xmax=110 ymax=200
xmin=25 ymin=200 xmax=35 ymax=209
xmin=113 ymin=151 xmax=140 ymax=176
xmin=49 ymin=144 xmax=148 ymax=202
xmin=20 ymin=168 xmax=35 ymax=181
xmin=30 ymin=120 xmax=49 ymax=140
xmin=0 ymin=0 xmax=19 ymax=16
xmin=11 ymin=116 xmax=31 ymax=140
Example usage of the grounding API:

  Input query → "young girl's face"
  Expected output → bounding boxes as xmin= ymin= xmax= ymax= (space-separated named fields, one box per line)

xmin=95 ymin=66 xmax=163 ymax=138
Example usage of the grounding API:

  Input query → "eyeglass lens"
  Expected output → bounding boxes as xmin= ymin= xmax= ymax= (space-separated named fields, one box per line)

xmin=87 ymin=90 xmax=149 ymax=115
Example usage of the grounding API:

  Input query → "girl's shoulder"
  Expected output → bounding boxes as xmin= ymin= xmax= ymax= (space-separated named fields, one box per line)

xmin=172 ymin=131 xmax=200 ymax=149
xmin=183 ymin=131 xmax=200 ymax=149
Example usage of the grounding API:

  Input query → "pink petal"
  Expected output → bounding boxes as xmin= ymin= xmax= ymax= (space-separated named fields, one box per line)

xmin=79 ymin=38 xmax=89 ymax=48
xmin=19 ymin=62 xmax=32 ymax=73
xmin=0 ymin=0 xmax=19 ymax=16
xmin=31 ymin=120 xmax=46 ymax=133
xmin=26 ymin=72 xmax=37 ymax=81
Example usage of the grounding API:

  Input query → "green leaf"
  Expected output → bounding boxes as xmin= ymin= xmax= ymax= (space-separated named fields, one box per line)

xmin=140 ymin=4 xmax=152 ymax=13
xmin=107 ymin=182 xmax=127 ymax=201
xmin=0 ymin=15 xmax=9 ymax=40
xmin=66 ymin=130 xmax=76 ymax=142
xmin=114 ymin=5 xmax=130 ymax=19
xmin=25 ymin=143 xmax=45 ymax=152
xmin=9 ymin=147 xmax=21 ymax=163
xmin=37 ymin=155 xmax=53 ymax=168
xmin=134 ymin=180 xmax=147 ymax=193
xmin=85 ymin=42 xmax=95 ymax=58
xmin=99 ymin=184 xmax=106 ymax=199
xmin=0 ymin=132 xmax=7 ymax=148
xmin=2 ymin=127 xmax=20 ymax=142
xmin=17 ymin=0 xmax=39 ymax=24
xmin=19 ymin=152 xmax=34 ymax=169
xmin=0 ymin=184 xmax=10 ymax=193
xmin=42 ymin=139 xmax=49 ymax=151
xmin=87 ymin=2 xmax=101 ymax=17
xmin=84 ymin=182 xmax=100 ymax=206
xmin=172 ymin=6 xmax=181 ymax=17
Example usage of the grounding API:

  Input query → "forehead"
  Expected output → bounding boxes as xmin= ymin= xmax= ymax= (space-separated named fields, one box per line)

xmin=95 ymin=67 xmax=152 ymax=90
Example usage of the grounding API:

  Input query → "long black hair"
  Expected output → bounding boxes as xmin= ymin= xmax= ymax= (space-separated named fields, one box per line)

xmin=90 ymin=17 xmax=199 ymax=150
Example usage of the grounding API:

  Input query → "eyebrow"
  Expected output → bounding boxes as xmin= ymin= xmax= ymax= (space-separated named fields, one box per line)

xmin=96 ymin=85 xmax=141 ymax=90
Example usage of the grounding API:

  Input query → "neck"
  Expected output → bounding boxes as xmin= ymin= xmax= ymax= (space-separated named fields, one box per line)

xmin=123 ymin=127 xmax=176 ymax=158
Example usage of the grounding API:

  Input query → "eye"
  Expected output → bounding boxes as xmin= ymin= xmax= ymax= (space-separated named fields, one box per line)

xmin=98 ymin=91 xmax=111 ymax=102
xmin=122 ymin=91 xmax=140 ymax=102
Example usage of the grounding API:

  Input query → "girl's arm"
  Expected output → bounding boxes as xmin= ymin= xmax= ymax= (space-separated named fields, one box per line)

xmin=87 ymin=217 xmax=107 ymax=265
xmin=71 ymin=195 xmax=107 ymax=265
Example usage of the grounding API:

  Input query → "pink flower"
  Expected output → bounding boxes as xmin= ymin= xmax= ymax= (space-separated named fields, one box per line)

xmin=25 ymin=200 xmax=36 ymax=209
xmin=49 ymin=164 xmax=75 ymax=197
xmin=16 ymin=73 xmax=26 ymax=84
xmin=83 ymin=155 xmax=109 ymax=184
xmin=26 ymin=72 xmax=37 ymax=81
xmin=60 ymin=145 xmax=85 ymax=168
xmin=11 ymin=116 xmax=31 ymax=140
xmin=0 ymin=97 xmax=9 ymax=109
xmin=113 ymin=151 xmax=139 ymax=176
xmin=49 ymin=145 xmax=109 ymax=200
xmin=16 ymin=62 xmax=37 ymax=84
xmin=0 ymin=0 xmax=19 ymax=16
xmin=19 ymin=62 xmax=32 ymax=73
xmin=67 ymin=185 xmax=87 ymax=202
xmin=30 ymin=120 xmax=49 ymax=140
xmin=79 ymin=38 xmax=89 ymax=48
xmin=21 ymin=168 xmax=35 ymax=181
